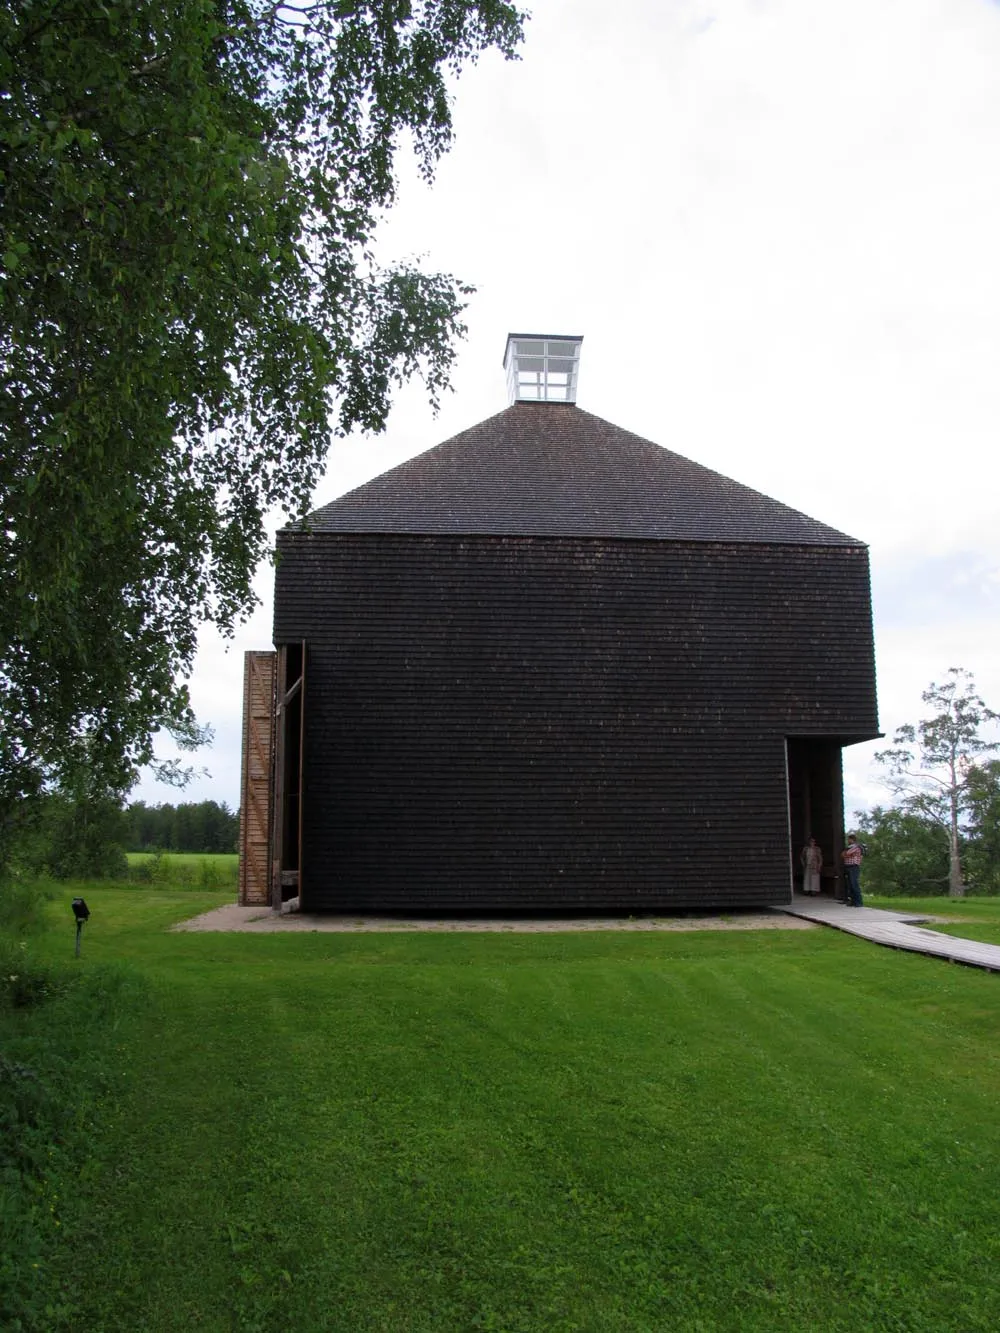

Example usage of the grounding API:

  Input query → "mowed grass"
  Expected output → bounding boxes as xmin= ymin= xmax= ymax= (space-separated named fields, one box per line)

xmin=5 ymin=888 xmax=1000 ymax=1331
xmin=869 ymin=894 xmax=1000 ymax=948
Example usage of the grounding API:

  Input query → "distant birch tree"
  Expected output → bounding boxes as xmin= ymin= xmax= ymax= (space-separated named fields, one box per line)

xmin=875 ymin=669 xmax=999 ymax=897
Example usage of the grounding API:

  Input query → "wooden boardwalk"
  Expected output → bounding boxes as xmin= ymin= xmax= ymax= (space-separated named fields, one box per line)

xmin=778 ymin=895 xmax=1000 ymax=973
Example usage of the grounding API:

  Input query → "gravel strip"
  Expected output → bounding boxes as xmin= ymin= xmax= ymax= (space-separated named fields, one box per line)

xmin=172 ymin=904 xmax=817 ymax=934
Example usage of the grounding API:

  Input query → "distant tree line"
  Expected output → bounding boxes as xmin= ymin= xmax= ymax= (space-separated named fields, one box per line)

xmin=124 ymin=801 xmax=239 ymax=855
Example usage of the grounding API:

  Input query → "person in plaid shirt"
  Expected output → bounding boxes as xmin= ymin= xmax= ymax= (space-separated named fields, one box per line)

xmin=841 ymin=833 xmax=864 ymax=906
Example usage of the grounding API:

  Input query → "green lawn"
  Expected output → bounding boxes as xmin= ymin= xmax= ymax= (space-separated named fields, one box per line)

xmin=868 ymin=895 xmax=1000 ymax=947
xmin=5 ymin=887 xmax=1000 ymax=1331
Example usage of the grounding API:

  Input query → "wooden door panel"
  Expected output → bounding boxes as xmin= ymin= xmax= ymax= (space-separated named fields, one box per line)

xmin=238 ymin=652 xmax=276 ymax=906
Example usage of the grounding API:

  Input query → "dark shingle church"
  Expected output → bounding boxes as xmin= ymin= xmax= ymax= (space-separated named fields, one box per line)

xmin=239 ymin=334 xmax=879 ymax=913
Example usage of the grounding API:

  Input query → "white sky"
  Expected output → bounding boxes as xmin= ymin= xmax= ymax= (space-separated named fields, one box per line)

xmin=132 ymin=0 xmax=1000 ymax=819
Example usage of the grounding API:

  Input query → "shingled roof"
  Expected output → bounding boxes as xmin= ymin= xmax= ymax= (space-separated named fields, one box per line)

xmin=300 ymin=403 xmax=861 ymax=545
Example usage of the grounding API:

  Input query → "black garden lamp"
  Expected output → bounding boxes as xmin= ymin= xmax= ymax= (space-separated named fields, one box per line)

xmin=71 ymin=897 xmax=90 ymax=957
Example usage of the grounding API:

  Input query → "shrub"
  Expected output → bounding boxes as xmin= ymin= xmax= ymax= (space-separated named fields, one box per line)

xmin=855 ymin=807 xmax=950 ymax=896
xmin=5 ymin=793 xmax=127 ymax=883
xmin=0 ymin=938 xmax=67 ymax=1012
xmin=0 ymin=877 xmax=54 ymax=933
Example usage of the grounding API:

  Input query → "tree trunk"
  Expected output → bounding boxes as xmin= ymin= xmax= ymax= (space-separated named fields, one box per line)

xmin=948 ymin=788 xmax=965 ymax=897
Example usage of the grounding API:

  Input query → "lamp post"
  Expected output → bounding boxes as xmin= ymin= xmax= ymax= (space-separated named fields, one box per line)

xmin=71 ymin=897 xmax=90 ymax=957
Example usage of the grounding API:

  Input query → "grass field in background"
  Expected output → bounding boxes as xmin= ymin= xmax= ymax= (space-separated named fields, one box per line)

xmin=4 ymin=886 xmax=1000 ymax=1331
xmin=126 ymin=851 xmax=239 ymax=890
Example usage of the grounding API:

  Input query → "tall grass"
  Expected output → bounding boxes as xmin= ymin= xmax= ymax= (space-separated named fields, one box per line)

xmin=126 ymin=851 xmax=238 ymax=891
xmin=0 ymin=874 xmax=151 ymax=1330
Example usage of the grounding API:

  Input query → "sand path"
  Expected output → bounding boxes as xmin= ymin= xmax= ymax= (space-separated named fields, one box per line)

xmin=172 ymin=903 xmax=817 ymax=934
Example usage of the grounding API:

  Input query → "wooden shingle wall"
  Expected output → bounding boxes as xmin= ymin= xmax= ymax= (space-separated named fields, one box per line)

xmin=273 ymin=533 xmax=877 ymax=912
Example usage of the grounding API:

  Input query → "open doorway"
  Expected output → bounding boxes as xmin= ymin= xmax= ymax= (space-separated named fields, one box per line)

xmin=786 ymin=739 xmax=845 ymax=901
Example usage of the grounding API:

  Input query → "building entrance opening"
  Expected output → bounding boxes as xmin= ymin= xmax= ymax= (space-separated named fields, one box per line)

xmin=786 ymin=739 xmax=844 ymax=901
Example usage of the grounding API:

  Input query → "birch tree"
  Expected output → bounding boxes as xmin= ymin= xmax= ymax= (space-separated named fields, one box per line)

xmin=875 ymin=669 xmax=999 ymax=897
xmin=0 ymin=0 xmax=526 ymax=843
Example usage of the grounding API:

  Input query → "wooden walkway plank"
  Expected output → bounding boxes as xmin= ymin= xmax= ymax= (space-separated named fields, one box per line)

xmin=776 ymin=895 xmax=1000 ymax=973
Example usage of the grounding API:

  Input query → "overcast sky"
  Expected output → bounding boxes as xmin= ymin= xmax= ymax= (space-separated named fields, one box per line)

xmin=132 ymin=0 xmax=1000 ymax=820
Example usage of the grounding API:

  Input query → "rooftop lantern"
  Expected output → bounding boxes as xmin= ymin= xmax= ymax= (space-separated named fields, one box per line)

xmin=504 ymin=333 xmax=583 ymax=405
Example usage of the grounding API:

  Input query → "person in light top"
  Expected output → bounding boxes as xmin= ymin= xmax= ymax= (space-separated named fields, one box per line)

xmin=800 ymin=836 xmax=823 ymax=896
